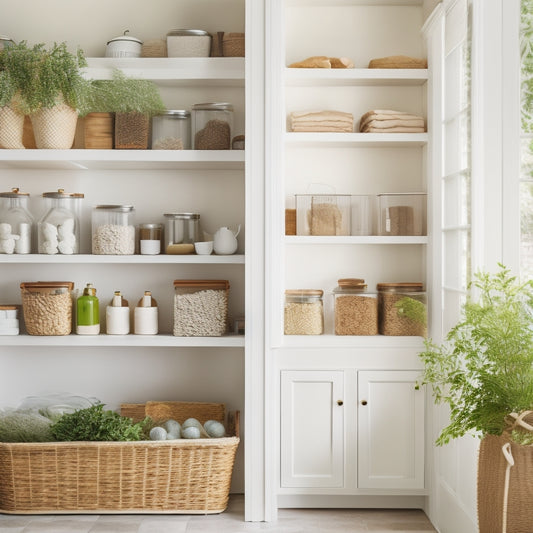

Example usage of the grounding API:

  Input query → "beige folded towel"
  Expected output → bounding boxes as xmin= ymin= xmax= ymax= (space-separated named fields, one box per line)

xmin=359 ymin=109 xmax=425 ymax=133
xmin=289 ymin=110 xmax=354 ymax=132
xmin=368 ymin=55 xmax=427 ymax=69
xmin=361 ymin=118 xmax=425 ymax=131
xmin=362 ymin=126 xmax=426 ymax=133
xmin=291 ymin=125 xmax=354 ymax=133
xmin=291 ymin=110 xmax=353 ymax=122
xmin=289 ymin=56 xmax=355 ymax=69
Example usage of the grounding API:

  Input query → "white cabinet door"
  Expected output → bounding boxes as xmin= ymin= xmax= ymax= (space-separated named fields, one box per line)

xmin=358 ymin=370 xmax=424 ymax=490
xmin=280 ymin=370 xmax=344 ymax=488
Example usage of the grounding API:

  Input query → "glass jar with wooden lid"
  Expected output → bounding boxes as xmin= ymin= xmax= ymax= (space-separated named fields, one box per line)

xmin=333 ymin=279 xmax=378 ymax=336
xmin=284 ymin=289 xmax=324 ymax=335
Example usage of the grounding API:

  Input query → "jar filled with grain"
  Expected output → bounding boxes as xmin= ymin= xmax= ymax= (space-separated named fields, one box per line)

xmin=284 ymin=289 xmax=324 ymax=335
xmin=333 ymin=279 xmax=378 ymax=335
xmin=192 ymin=103 xmax=234 ymax=150
xmin=92 ymin=205 xmax=135 ymax=255
xmin=151 ymin=110 xmax=191 ymax=150
xmin=377 ymin=282 xmax=427 ymax=337
xmin=20 ymin=281 xmax=74 ymax=335
xmin=173 ymin=279 xmax=229 ymax=336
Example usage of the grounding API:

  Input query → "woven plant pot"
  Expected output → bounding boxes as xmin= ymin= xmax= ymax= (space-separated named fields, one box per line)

xmin=0 ymin=105 xmax=25 ymax=149
xmin=30 ymin=104 xmax=78 ymax=149
xmin=115 ymin=112 xmax=149 ymax=149
xmin=477 ymin=412 xmax=533 ymax=533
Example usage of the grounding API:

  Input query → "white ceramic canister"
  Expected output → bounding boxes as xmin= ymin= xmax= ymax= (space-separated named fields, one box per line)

xmin=106 ymin=30 xmax=143 ymax=58
xmin=106 ymin=291 xmax=130 ymax=335
xmin=134 ymin=291 xmax=158 ymax=335
xmin=166 ymin=29 xmax=211 ymax=57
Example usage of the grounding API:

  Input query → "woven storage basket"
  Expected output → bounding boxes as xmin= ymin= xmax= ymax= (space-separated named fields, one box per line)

xmin=0 ymin=401 xmax=239 ymax=514
xmin=477 ymin=411 xmax=533 ymax=533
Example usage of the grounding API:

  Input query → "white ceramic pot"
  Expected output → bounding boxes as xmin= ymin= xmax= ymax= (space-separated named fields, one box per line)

xmin=106 ymin=30 xmax=142 ymax=58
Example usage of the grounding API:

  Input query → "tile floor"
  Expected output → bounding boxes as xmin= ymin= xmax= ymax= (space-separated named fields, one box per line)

xmin=0 ymin=495 xmax=437 ymax=533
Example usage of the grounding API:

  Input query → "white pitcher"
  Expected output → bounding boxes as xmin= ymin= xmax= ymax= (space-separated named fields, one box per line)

xmin=213 ymin=225 xmax=241 ymax=255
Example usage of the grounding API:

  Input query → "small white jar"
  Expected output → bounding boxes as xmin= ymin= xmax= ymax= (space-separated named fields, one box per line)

xmin=106 ymin=30 xmax=143 ymax=58
xmin=134 ymin=291 xmax=158 ymax=335
xmin=106 ymin=291 xmax=130 ymax=335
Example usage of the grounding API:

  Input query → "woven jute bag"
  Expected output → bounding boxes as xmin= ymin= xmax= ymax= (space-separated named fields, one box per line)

xmin=0 ymin=105 xmax=25 ymax=149
xmin=477 ymin=411 xmax=533 ymax=533
xmin=30 ymin=103 xmax=77 ymax=149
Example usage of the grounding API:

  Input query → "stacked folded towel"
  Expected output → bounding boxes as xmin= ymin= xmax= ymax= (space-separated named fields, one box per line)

xmin=289 ymin=110 xmax=354 ymax=133
xmin=359 ymin=109 xmax=425 ymax=133
xmin=368 ymin=55 xmax=427 ymax=69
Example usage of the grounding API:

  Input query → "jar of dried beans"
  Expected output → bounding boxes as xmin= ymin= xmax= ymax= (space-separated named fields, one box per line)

xmin=192 ymin=103 xmax=234 ymax=150
xmin=333 ymin=279 xmax=378 ymax=335
xmin=284 ymin=289 xmax=324 ymax=335
xmin=173 ymin=279 xmax=229 ymax=336
xmin=377 ymin=282 xmax=427 ymax=337
xmin=92 ymin=205 xmax=135 ymax=255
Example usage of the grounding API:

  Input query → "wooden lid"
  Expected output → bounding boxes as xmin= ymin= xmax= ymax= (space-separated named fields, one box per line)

xmin=20 ymin=281 xmax=74 ymax=291
xmin=376 ymin=282 xmax=424 ymax=292
xmin=338 ymin=278 xmax=366 ymax=288
xmin=173 ymin=279 xmax=229 ymax=290
xmin=285 ymin=289 xmax=323 ymax=297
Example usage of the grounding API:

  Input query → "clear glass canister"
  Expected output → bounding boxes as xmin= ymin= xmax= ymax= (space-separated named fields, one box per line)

xmin=333 ymin=279 xmax=378 ymax=336
xmin=152 ymin=110 xmax=191 ymax=150
xmin=173 ymin=279 xmax=229 ymax=336
xmin=0 ymin=188 xmax=33 ymax=254
xmin=192 ymin=103 xmax=234 ymax=150
xmin=377 ymin=282 xmax=427 ymax=337
xmin=138 ymin=223 xmax=163 ymax=255
xmin=163 ymin=213 xmax=201 ymax=254
xmin=92 ymin=205 xmax=135 ymax=255
xmin=38 ymin=189 xmax=84 ymax=255
xmin=284 ymin=289 xmax=324 ymax=335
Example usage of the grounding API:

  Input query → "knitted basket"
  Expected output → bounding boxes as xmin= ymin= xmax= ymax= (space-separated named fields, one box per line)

xmin=30 ymin=104 xmax=77 ymax=149
xmin=0 ymin=105 xmax=25 ymax=149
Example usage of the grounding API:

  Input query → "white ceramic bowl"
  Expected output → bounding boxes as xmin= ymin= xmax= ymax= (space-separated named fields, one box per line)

xmin=194 ymin=241 xmax=213 ymax=255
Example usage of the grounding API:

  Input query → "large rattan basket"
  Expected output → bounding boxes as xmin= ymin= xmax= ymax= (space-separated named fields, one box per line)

xmin=0 ymin=401 xmax=239 ymax=514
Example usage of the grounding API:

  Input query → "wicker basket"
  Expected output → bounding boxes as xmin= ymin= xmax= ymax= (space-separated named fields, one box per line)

xmin=0 ymin=401 xmax=239 ymax=514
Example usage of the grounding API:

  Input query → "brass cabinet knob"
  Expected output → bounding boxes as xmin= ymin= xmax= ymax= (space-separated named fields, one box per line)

xmin=361 ymin=400 xmax=368 ymax=406
xmin=337 ymin=400 xmax=344 ymax=406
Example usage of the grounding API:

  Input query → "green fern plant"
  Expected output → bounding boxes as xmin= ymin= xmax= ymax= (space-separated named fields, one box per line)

xmin=419 ymin=265 xmax=533 ymax=445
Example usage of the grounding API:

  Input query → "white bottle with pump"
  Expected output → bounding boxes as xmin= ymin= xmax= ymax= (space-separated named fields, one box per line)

xmin=106 ymin=291 xmax=130 ymax=335
xmin=134 ymin=291 xmax=158 ymax=335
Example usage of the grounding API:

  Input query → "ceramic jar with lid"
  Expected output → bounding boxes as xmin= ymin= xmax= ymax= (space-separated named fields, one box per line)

xmin=284 ymin=289 xmax=324 ymax=335
xmin=166 ymin=29 xmax=211 ymax=57
xmin=333 ymin=279 xmax=378 ymax=335
xmin=0 ymin=188 xmax=33 ymax=254
xmin=377 ymin=282 xmax=427 ymax=337
xmin=105 ymin=30 xmax=142 ymax=58
xmin=92 ymin=205 xmax=135 ymax=255
xmin=192 ymin=103 xmax=234 ymax=150
xmin=38 ymin=189 xmax=84 ymax=255
xmin=152 ymin=110 xmax=191 ymax=150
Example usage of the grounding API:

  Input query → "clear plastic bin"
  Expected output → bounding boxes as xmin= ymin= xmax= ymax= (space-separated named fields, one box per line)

xmin=377 ymin=193 xmax=427 ymax=236
xmin=350 ymin=195 xmax=373 ymax=236
xmin=295 ymin=194 xmax=351 ymax=236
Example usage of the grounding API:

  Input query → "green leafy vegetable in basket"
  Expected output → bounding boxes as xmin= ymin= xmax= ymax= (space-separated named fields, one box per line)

xmin=50 ymin=403 xmax=150 ymax=441
xmin=0 ymin=410 xmax=54 ymax=442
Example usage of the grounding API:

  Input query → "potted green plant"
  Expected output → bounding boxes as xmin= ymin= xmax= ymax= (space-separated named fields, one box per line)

xmin=418 ymin=265 xmax=533 ymax=533
xmin=84 ymin=70 xmax=165 ymax=150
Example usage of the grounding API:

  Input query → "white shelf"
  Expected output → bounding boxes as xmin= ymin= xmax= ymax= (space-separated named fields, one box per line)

xmin=0 ymin=150 xmax=245 ymax=170
xmin=285 ymin=68 xmax=428 ymax=86
xmin=281 ymin=335 xmax=425 ymax=349
xmin=285 ymin=236 xmax=428 ymax=244
xmin=0 ymin=334 xmax=245 ymax=348
xmin=83 ymin=57 xmax=245 ymax=87
xmin=0 ymin=254 xmax=245 ymax=264
xmin=286 ymin=0 xmax=422 ymax=5
xmin=285 ymin=132 xmax=427 ymax=147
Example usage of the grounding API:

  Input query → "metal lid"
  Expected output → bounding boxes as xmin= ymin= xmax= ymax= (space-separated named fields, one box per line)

xmin=167 ymin=29 xmax=210 ymax=37
xmin=164 ymin=212 xmax=200 ymax=219
xmin=107 ymin=30 xmax=143 ymax=45
xmin=376 ymin=192 xmax=426 ymax=197
xmin=43 ymin=188 xmax=84 ymax=199
xmin=191 ymin=102 xmax=234 ymax=112
xmin=139 ymin=223 xmax=163 ymax=229
xmin=377 ymin=282 xmax=424 ymax=292
xmin=0 ymin=187 xmax=29 ymax=198
xmin=94 ymin=204 xmax=134 ymax=212
xmin=156 ymin=110 xmax=191 ymax=119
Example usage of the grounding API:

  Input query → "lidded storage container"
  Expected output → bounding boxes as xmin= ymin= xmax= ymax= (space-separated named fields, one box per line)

xmin=20 ymin=281 xmax=74 ymax=336
xmin=192 ymin=103 xmax=233 ymax=150
xmin=164 ymin=212 xmax=201 ymax=254
xmin=284 ymin=289 xmax=324 ymax=335
xmin=0 ymin=188 xmax=33 ymax=254
xmin=38 ymin=189 xmax=84 ymax=255
xmin=377 ymin=282 xmax=427 ymax=337
xmin=138 ymin=223 xmax=163 ymax=255
xmin=166 ymin=29 xmax=211 ymax=57
xmin=377 ymin=192 xmax=427 ymax=236
xmin=152 ymin=110 xmax=191 ymax=150
xmin=105 ymin=30 xmax=142 ymax=58
xmin=92 ymin=205 xmax=135 ymax=255
xmin=296 ymin=194 xmax=351 ymax=236
xmin=333 ymin=279 xmax=378 ymax=336
xmin=173 ymin=280 xmax=229 ymax=337
xmin=350 ymin=195 xmax=373 ymax=236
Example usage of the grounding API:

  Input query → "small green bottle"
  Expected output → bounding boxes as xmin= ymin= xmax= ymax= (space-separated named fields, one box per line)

xmin=76 ymin=283 xmax=100 ymax=335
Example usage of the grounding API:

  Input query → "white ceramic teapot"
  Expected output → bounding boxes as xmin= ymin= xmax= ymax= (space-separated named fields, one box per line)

xmin=213 ymin=225 xmax=241 ymax=255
